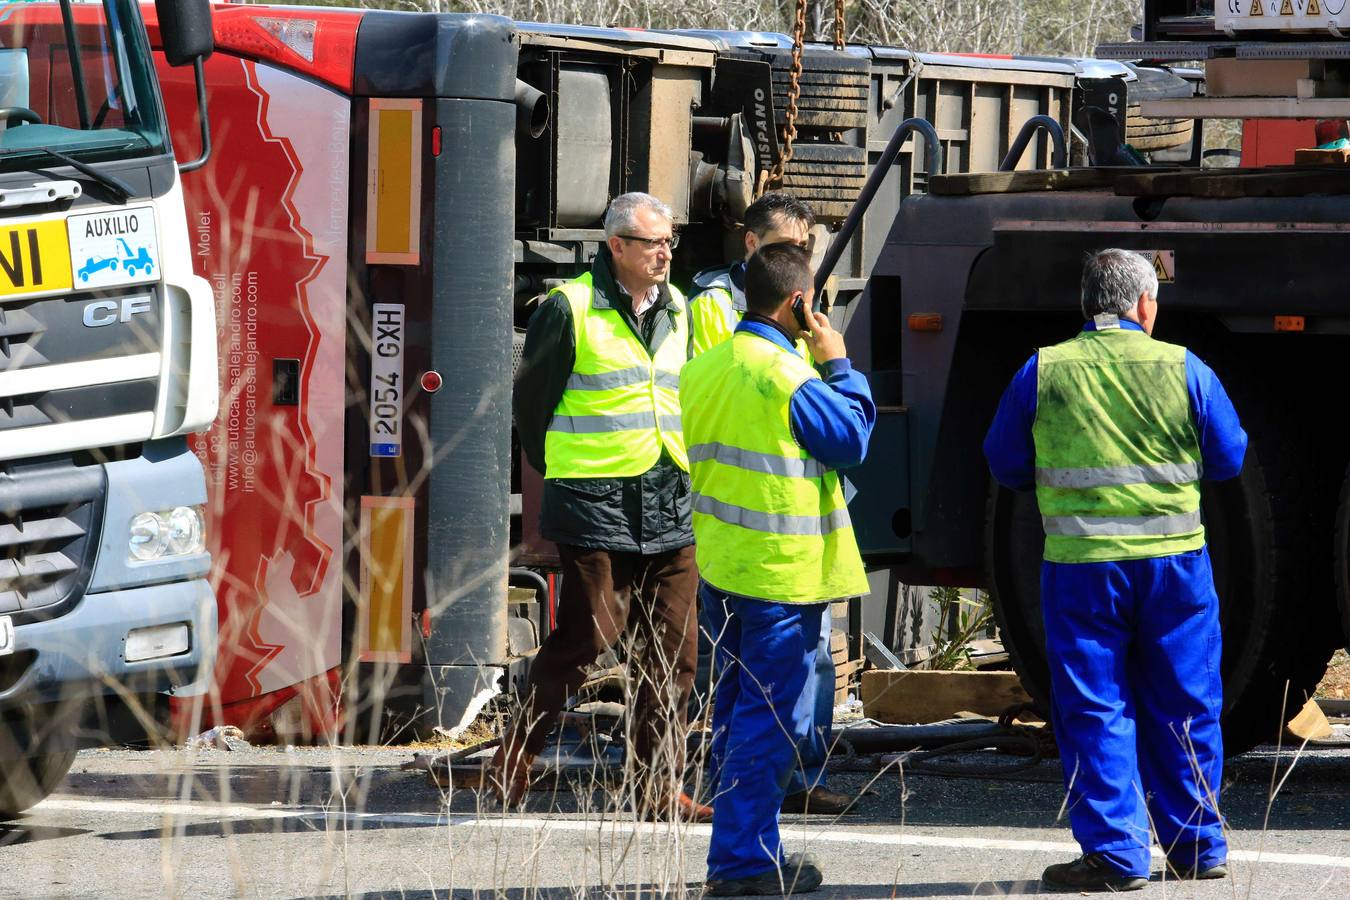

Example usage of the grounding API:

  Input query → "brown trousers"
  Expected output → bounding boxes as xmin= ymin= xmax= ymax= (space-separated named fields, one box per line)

xmin=511 ymin=543 xmax=699 ymax=794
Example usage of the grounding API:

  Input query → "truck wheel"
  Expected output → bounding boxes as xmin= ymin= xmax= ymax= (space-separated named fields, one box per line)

xmin=1329 ymin=463 xmax=1350 ymax=647
xmin=987 ymin=378 xmax=1335 ymax=755
xmin=0 ymin=748 xmax=76 ymax=818
xmin=1124 ymin=66 xmax=1194 ymax=154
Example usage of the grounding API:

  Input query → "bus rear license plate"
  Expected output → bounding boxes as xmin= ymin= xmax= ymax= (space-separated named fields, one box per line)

xmin=369 ymin=303 xmax=405 ymax=458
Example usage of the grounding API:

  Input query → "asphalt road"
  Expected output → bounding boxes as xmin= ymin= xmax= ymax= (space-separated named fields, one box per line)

xmin=4 ymin=741 xmax=1350 ymax=898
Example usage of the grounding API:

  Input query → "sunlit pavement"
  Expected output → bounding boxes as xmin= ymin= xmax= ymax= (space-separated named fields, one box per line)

xmin=5 ymin=744 xmax=1349 ymax=898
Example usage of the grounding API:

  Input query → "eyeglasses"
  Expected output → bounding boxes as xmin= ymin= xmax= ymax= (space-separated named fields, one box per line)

xmin=617 ymin=233 xmax=679 ymax=250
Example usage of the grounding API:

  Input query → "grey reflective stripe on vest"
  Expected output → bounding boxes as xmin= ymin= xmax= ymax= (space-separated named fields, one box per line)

xmin=565 ymin=366 xmax=649 ymax=391
xmin=548 ymin=411 xmax=657 ymax=433
xmin=1041 ymin=510 xmax=1203 ymax=537
xmin=693 ymin=492 xmax=852 ymax=536
xmin=1035 ymin=461 xmax=1202 ymax=489
xmin=659 ymin=414 xmax=683 ymax=432
xmin=565 ymin=367 xmax=680 ymax=392
xmin=688 ymin=442 xmax=826 ymax=479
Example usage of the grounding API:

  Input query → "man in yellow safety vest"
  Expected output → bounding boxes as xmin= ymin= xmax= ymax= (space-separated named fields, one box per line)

xmin=495 ymin=192 xmax=708 ymax=822
xmin=683 ymin=242 xmax=875 ymax=895
xmin=688 ymin=191 xmax=855 ymax=817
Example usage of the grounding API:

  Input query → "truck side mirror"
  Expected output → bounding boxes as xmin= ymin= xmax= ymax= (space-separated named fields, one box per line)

xmin=155 ymin=0 xmax=214 ymax=68
xmin=155 ymin=0 xmax=214 ymax=172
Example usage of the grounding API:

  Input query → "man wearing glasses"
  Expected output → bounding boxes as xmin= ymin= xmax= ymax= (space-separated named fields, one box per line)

xmin=497 ymin=192 xmax=710 ymax=822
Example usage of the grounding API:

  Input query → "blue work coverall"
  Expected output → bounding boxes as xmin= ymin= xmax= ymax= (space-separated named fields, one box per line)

xmin=693 ymin=276 xmax=845 ymax=798
xmin=983 ymin=320 xmax=1247 ymax=878
xmin=703 ymin=318 xmax=875 ymax=881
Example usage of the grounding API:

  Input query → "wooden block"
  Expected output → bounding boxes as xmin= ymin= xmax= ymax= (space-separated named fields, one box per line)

xmin=1206 ymin=58 xmax=1318 ymax=98
xmin=1286 ymin=697 xmax=1334 ymax=742
xmin=928 ymin=169 xmax=1117 ymax=196
xmin=860 ymin=669 xmax=1031 ymax=724
xmin=1294 ymin=147 xmax=1350 ymax=166
xmin=833 ymin=658 xmax=863 ymax=706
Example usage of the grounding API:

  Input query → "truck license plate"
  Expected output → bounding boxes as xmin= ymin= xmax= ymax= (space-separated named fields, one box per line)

xmin=0 ymin=218 xmax=72 ymax=298
xmin=0 ymin=616 xmax=14 ymax=657
xmin=369 ymin=303 xmax=405 ymax=458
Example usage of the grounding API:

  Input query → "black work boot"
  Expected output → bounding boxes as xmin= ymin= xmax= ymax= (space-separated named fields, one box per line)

xmin=781 ymin=786 xmax=857 ymax=815
xmin=1166 ymin=859 xmax=1228 ymax=880
xmin=1041 ymin=854 xmax=1148 ymax=893
xmin=705 ymin=853 xmax=824 ymax=896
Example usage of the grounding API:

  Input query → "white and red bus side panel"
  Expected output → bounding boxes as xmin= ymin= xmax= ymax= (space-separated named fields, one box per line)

xmin=157 ymin=52 xmax=349 ymax=740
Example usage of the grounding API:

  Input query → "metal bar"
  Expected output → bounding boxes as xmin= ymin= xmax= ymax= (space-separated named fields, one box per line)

xmin=59 ymin=0 xmax=91 ymax=130
xmin=179 ymin=58 xmax=213 ymax=172
xmin=998 ymin=115 xmax=1067 ymax=172
xmin=813 ymin=117 xmax=943 ymax=296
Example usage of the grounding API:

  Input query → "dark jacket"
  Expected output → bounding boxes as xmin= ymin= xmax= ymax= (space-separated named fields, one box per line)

xmin=514 ymin=250 xmax=694 ymax=554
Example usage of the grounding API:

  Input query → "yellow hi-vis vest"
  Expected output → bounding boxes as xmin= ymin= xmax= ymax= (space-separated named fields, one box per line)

xmin=689 ymin=265 xmax=808 ymax=358
xmin=544 ymin=272 xmax=689 ymax=478
xmin=1034 ymin=324 xmax=1204 ymax=563
xmin=680 ymin=331 xmax=868 ymax=604
xmin=689 ymin=267 xmax=744 ymax=357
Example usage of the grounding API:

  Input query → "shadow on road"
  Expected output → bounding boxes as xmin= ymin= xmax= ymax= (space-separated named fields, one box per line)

xmin=299 ymin=879 xmax=1048 ymax=898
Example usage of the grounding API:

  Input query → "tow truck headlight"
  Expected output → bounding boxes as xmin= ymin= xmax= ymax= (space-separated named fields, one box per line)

xmin=128 ymin=506 xmax=206 ymax=561
xmin=166 ymin=506 xmax=205 ymax=556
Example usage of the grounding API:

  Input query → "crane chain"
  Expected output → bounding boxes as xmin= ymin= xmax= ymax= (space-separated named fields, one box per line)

xmin=760 ymin=0 xmax=807 ymax=196
xmin=834 ymin=0 xmax=846 ymax=51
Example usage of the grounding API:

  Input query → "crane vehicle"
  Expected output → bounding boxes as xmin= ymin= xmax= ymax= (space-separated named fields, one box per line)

xmin=842 ymin=0 xmax=1350 ymax=752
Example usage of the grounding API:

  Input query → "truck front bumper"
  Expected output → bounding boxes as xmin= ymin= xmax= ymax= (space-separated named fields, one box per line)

xmin=0 ymin=578 xmax=216 ymax=707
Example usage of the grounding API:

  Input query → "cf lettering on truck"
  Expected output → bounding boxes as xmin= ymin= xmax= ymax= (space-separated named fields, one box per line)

xmin=0 ymin=0 xmax=219 ymax=815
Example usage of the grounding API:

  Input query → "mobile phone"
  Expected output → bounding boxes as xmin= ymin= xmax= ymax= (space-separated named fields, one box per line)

xmin=792 ymin=294 xmax=810 ymax=332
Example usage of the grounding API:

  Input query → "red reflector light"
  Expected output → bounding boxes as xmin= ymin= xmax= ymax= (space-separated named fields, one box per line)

xmin=431 ymin=126 xmax=442 ymax=157
xmin=420 ymin=371 xmax=444 ymax=393
xmin=908 ymin=313 xmax=944 ymax=332
xmin=1274 ymin=316 xmax=1305 ymax=332
xmin=421 ymin=609 xmax=432 ymax=639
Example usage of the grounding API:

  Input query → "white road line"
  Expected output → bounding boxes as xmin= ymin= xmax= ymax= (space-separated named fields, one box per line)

xmin=40 ymin=798 xmax=298 ymax=819
xmin=37 ymin=798 xmax=1350 ymax=870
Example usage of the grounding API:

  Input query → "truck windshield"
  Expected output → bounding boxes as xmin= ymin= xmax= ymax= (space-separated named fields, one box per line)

xmin=0 ymin=0 xmax=168 ymax=171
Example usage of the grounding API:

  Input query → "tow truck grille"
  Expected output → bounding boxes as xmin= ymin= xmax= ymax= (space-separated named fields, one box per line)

xmin=0 ymin=455 xmax=104 ymax=620
xmin=0 ymin=288 xmax=162 ymax=436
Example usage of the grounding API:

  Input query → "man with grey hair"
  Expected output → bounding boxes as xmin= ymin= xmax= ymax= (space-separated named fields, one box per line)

xmin=983 ymin=248 xmax=1247 ymax=892
xmin=499 ymin=192 xmax=710 ymax=822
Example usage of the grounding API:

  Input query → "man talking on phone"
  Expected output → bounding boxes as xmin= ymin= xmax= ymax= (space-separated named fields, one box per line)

xmin=681 ymin=243 xmax=874 ymax=895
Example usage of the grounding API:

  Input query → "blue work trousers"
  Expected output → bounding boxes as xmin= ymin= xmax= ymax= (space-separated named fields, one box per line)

xmin=699 ymin=588 xmax=834 ymax=796
xmin=702 ymin=582 xmax=826 ymax=881
xmin=786 ymin=606 xmax=834 ymax=795
xmin=1043 ymin=546 xmax=1227 ymax=879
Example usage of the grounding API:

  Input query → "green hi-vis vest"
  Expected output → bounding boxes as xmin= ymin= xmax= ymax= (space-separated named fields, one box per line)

xmin=1033 ymin=323 xmax=1204 ymax=563
xmin=681 ymin=331 xmax=868 ymax=604
xmin=544 ymin=272 xmax=688 ymax=478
